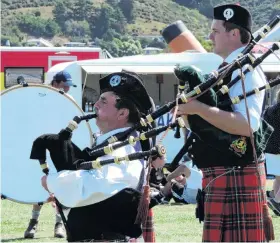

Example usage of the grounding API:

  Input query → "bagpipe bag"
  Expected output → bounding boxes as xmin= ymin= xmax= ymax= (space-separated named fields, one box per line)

xmin=174 ymin=66 xmax=273 ymax=168
xmin=30 ymin=128 xmax=158 ymax=241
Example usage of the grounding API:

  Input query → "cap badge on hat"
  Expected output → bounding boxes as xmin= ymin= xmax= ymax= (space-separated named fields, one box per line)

xmin=109 ymin=75 xmax=121 ymax=87
xmin=223 ymin=8 xmax=234 ymax=21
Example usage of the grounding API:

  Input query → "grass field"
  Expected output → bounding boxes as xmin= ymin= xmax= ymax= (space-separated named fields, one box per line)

xmin=10 ymin=6 xmax=55 ymax=20
xmin=126 ymin=18 xmax=167 ymax=35
xmin=1 ymin=198 xmax=280 ymax=242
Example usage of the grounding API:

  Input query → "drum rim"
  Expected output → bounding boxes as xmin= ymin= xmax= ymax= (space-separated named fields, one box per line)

xmin=1 ymin=84 xmax=94 ymax=204
xmin=1 ymin=194 xmax=47 ymax=205
xmin=2 ymin=83 xmax=62 ymax=95
xmin=1 ymin=83 xmax=93 ymax=145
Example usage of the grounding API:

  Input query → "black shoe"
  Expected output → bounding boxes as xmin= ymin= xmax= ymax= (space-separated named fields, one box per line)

xmin=153 ymin=191 xmax=164 ymax=202
xmin=24 ymin=219 xmax=38 ymax=239
xmin=266 ymin=190 xmax=274 ymax=198
xmin=266 ymin=190 xmax=271 ymax=198
xmin=160 ymin=196 xmax=171 ymax=204
xmin=54 ymin=222 xmax=65 ymax=238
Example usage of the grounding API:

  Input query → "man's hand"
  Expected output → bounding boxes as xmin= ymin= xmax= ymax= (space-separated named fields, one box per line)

xmin=41 ymin=175 xmax=55 ymax=205
xmin=172 ymin=100 xmax=203 ymax=116
xmin=47 ymin=194 xmax=56 ymax=207
xmin=175 ymin=175 xmax=187 ymax=185
xmin=173 ymin=99 xmax=252 ymax=136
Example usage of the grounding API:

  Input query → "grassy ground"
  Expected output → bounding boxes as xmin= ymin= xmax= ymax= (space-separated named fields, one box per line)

xmin=10 ymin=6 xmax=55 ymax=19
xmin=126 ymin=18 xmax=167 ymax=35
xmin=1 ymin=198 xmax=280 ymax=242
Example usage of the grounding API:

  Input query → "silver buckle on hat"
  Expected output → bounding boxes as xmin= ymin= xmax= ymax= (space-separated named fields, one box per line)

xmin=109 ymin=75 xmax=121 ymax=87
xmin=223 ymin=8 xmax=234 ymax=21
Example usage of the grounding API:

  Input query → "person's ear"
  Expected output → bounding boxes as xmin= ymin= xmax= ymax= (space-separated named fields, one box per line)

xmin=117 ymin=108 xmax=129 ymax=120
xmin=231 ymin=28 xmax=239 ymax=38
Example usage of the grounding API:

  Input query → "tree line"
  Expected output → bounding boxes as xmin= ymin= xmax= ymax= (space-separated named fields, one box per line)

xmin=6 ymin=0 xmax=278 ymax=56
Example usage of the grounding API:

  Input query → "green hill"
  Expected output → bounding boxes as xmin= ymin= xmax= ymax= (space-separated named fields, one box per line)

xmin=1 ymin=0 xmax=279 ymax=56
xmin=1 ymin=0 xmax=209 ymax=38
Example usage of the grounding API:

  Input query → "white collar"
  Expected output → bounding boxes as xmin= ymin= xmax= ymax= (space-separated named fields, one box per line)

xmin=224 ymin=46 xmax=246 ymax=64
xmin=96 ymin=127 xmax=131 ymax=145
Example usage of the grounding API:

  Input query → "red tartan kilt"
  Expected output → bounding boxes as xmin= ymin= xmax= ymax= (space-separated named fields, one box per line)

xmin=142 ymin=209 xmax=155 ymax=242
xmin=130 ymin=209 xmax=155 ymax=242
xmin=201 ymin=162 xmax=267 ymax=242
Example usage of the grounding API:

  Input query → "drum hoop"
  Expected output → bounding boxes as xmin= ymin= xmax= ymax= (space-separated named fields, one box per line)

xmin=1 ymin=83 xmax=95 ymax=204
xmin=2 ymin=84 xmax=96 ymax=201
xmin=0 ymin=196 xmax=47 ymax=206
xmin=1 ymin=83 xmax=93 ymax=146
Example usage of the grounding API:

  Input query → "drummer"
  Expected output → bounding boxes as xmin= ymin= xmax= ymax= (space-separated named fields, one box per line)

xmin=50 ymin=70 xmax=77 ymax=93
xmin=24 ymin=70 xmax=76 ymax=239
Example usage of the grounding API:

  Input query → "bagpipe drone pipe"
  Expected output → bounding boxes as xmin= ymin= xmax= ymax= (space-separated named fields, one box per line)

xmin=77 ymin=117 xmax=185 ymax=167
xmin=30 ymin=113 xmax=185 ymax=172
xmin=169 ymin=45 xmax=279 ymax=170
xmin=162 ymin=14 xmax=280 ymax=170
xmin=29 ymin=113 xmax=174 ymax=240
xmin=216 ymin=43 xmax=280 ymax=97
xmin=219 ymin=76 xmax=280 ymax=108
xmin=237 ymin=15 xmax=280 ymax=58
xmin=75 ymin=42 xmax=278 ymax=172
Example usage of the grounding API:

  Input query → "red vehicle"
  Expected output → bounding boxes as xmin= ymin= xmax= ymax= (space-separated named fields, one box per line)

xmin=0 ymin=46 xmax=105 ymax=91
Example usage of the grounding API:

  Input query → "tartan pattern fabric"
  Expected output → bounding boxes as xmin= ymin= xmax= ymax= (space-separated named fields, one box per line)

xmin=142 ymin=209 xmax=155 ymax=242
xmin=201 ymin=162 xmax=267 ymax=242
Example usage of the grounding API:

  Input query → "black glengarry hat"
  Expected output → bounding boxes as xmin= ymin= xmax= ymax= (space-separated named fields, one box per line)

xmin=99 ymin=71 xmax=152 ymax=115
xmin=213 ymin=4 xmax=252 ymax=33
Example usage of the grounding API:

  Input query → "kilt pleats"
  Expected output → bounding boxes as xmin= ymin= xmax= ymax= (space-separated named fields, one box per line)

xmin=201 ymin=162 xmax=267 ymax=242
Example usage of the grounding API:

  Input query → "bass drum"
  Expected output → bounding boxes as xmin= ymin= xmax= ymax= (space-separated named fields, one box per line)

xmin=1 ymin=84 xmax=93 ymax=204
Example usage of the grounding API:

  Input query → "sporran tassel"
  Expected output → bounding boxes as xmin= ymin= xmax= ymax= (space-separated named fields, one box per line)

xmin=263 ymin=204 xmax=275 ymax=241
xmin=135 ymin=158 xmax=152 ymax=225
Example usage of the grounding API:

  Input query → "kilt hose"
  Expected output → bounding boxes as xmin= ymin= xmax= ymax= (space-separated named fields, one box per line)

xmin=142 ymin=209 xmax=155 ymax=242
xmin=201 ymin=162 xmax=272 ymax=242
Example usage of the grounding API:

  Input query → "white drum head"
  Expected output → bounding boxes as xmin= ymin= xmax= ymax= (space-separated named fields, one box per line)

xmin=1 ymin=85 xmax=93 ymax=204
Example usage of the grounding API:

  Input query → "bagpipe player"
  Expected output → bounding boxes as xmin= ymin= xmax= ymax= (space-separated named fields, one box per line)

xmin=173 ymin=3 xmax=274 ymax=242
xmin=41 ymin=71 xmax=165 ymax=242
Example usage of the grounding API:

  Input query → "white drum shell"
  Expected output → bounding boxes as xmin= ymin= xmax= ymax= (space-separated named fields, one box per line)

xmin=1 ymin=85 xmax=93 ymax=204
